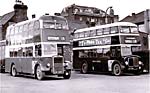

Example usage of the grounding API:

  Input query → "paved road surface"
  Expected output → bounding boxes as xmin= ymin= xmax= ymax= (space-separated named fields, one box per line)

xmin=0 ymin=72 xmax=150 ymax=93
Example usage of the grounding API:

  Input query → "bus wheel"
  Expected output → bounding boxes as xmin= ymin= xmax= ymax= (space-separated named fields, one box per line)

xmin=35 ymin=65 xmax=44 ymax=80
xmin=81 ymin=62 xmax=88 ymax=74
xmin=112 ymin=63 xmax=122 ymax=76
xmin=63 ymin=70 xmax=71 ymax=79
xmin=11 ymin=64 xmax=17 ymax=77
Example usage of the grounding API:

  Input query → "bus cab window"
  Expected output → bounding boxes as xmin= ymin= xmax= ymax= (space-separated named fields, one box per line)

xmin=121 ymin=47 xmax=132 ymax=56
xmin=35 ymin=45 xmax=42 ymax=56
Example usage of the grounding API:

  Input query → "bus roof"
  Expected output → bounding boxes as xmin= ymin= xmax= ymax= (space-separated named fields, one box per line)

xmin=74 ymin=22 xmax=137 ymax=33
xmin=7 ymin=15 xmax=66 ymax=28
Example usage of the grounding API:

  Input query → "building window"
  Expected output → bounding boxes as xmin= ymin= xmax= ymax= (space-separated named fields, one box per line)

xmin=74 ymin=8 xmax=79 ymax=14
xmin=80 ymin=9 xmax=83 ymax=12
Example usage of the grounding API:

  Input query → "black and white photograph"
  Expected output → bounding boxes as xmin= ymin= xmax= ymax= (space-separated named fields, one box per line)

xmin=0 ymin=0 xmax=150 ymax=93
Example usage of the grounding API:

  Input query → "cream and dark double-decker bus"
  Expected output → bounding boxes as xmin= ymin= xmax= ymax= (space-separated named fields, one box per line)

xmin=4 ymin=15 xmax=72 ymax=80
xmin=73 ymin=22 xmax=144 ymax=75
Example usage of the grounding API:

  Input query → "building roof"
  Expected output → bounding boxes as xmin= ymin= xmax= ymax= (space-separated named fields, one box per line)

xmin=0 ymin=11 xmax=15 ymax=25
xmin=62 ymin=4 xmax=106 ymax=17
xmin=74 ymin=22 xmax=137 ymax=33
xmin=72 ymin=4 xmax=105 ymax=12
xmin=120 ymin=11 xmax=144 ymax=24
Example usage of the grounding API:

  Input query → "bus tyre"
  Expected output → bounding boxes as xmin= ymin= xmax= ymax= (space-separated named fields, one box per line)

xmin=112 ymin=63 xmax=122 ymax=76
xmin=81 ymin=62 xmax=88 ymax=74
xmin=63 ymin=70 xmax=71 ymax=79
xmin=35 ymin=65 xmax=44 ymax=80
xmin=11 ymin=64 xmax=17 ymax=77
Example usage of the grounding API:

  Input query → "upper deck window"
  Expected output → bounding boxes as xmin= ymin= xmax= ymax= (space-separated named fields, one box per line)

xmin=10 ymin=27 xmax=15 ymax=35
xmin=103 ymin=28 xmax=110 ymax=34
xmin=23 ymin=23 xmax=28 ymax=32
xmin=130 ymin=26 xmax=138 ymax=33
xmin=96 ymin=29 xmax=103 ymax=36
xmin=34 ymin=21 xmax=40 ymax=30
xmin=19 ymin=25 xmax=23 ymax=33
xmin=29 ymin=22 xmax=34 ymax=31
xmin=110 ymin=26 xmax=118 ymax=34
xmin=84 ymin=31 xmax=90 ymax=37
xmin=90 ymin=30 xmax=96 ymax=37
xmin=14 ymin=26 xmax=19 ymax=34
xmin=43 ymin=18 xmax=68 ymax=30
xmin=78 ymin=32 xmax=84 ymax=38
xmin=120 ymin=26 xmax=130 ymax=33
xmin=119 ymin=26 xmax=138 ymax=34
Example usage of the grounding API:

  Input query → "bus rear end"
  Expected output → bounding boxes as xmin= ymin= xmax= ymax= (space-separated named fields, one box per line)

xmin=0 ymin=40 xmax=6 ymax=73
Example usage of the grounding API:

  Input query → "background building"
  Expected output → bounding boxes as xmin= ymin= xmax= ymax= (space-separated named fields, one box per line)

xmin=0 ymin=1 xmax=28 ymax=40
xmin=59 ymin=4 xmax=119 ymax=30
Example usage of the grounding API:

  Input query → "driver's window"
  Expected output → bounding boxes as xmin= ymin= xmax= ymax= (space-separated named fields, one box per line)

xmin=35 ymin=44 xmax=42 ymax=56
xmin=57 ymin=45 xmax=63 ymax=56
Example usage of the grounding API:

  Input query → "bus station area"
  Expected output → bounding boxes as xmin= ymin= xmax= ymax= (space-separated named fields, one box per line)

xmin=0 ymin=0 xmax=150 ymax=93
xmin=0 ymin=71 xmax=150 ymax=93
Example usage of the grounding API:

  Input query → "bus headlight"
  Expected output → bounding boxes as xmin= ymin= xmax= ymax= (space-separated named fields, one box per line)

xmin=125 ymin=61 xmax=128 ymax=65
xmin=64 ymin=61 xmax=70 ymax=66
xmin=139 ymin=61 xmax=142 ymax=65
xmin=65 ymin=62 xmax=69 ymax=66
xmin=46 ymin=63 xmax=51 ymax=67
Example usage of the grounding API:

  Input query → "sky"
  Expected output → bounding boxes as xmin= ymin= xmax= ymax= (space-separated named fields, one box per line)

xmin=0 ymin=0 xmax=150 ymax=20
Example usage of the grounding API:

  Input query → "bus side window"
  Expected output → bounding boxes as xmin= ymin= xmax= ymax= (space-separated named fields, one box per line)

xmin=26 ymin=47 xmax=33 ymax=57
xmin=97 ymin=48 xmax=103 ymax=57
xmin=103 ymin=48 xmax=110 ymax=57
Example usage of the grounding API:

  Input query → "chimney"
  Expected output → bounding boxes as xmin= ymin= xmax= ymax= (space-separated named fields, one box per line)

xmin=54 ymin=13 xmax=61 ymax=16
xmin=14 ymin=1 xmax=28 ymax=22
xmin=32 ymin=14 xmax=36 ymax=19
xmin=132 ymin=13 xmax=136 ymax=16
xmin=45 ymin=13 xmax=49 ymax=15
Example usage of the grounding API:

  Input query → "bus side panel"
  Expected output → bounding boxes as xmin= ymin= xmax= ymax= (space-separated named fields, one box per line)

xmin=33 ymin=57 xmax=52 ymax=72
xmin=20 ymin=58 xmax=32 ymax=74
xmin=5 ymin=58 xmax=22 ymax=73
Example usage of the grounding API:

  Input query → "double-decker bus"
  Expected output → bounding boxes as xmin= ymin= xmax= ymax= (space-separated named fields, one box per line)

xmin=73 ymin=22 xmax=144 ymax=76
xmin=0 ymin=40 xmax=6 ymax=72
xmin=4 ymin=15 xmax=72 ymax=80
